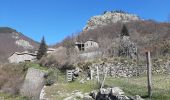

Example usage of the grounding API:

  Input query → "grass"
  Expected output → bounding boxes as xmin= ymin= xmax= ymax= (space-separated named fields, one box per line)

xmin=44 ymin=70 xmax=99 ymax=100
xmin=43 ymin=73 xmax=170 ymax=100
xmin=105 ymin=74 xmax=170 ymax=100
xmin=24 ymin=62 xmax=48 ymax=72
xmin=0 ymin=93 xmax=28 ymax=100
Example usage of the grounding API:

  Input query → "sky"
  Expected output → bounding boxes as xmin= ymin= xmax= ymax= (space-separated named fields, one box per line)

xmin=0 ymin=0 xmax=170 ymax=45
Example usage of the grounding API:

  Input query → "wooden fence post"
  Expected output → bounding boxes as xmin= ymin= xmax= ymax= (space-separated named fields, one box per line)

xmin=146 ymin=51 xmax=152 ymax=97
xmin=90 ymin=67 xmax=93 ymax=80
xmin=96 ymin=66 xmax=100 ymax=84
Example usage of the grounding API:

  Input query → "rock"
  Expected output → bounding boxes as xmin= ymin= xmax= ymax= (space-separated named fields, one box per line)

xmin=89 ymin=90 xmax=98 ymax=99
xmin=100 ymin=88 xmax=111 ymax=94
xmin=63 ymin=96 xmax=74 ymax=100
xmin=83 ymin=95 xmax=94 ymax=100
xmin=39 ymin=86 xmax=48 ymax=100
xmin=111 ymin=87 xmax=124 ymax=95
xmin=20 ymin=68 xmax=47 ymax=100
xmin=16 ymin=39 xmax=33 ymax=49
xmin=84 ymin=11 xmax=140 ymax=31
xmin=74 ymin=92 xmax=84 ymax=99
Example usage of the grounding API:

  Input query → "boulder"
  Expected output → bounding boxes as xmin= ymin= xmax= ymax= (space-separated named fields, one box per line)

xmin=111 ymin=87 xmax=124 ymax=95
xmin=20 ymin=68 xmax=47 ymax=100
xmin=83 ymin=95 xmax=94 ymax=100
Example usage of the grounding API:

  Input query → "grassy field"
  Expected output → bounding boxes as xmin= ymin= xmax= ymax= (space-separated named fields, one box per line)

xmin=0 ymin=62 xmax=169 ymax=100
xmin=105 ymin=74 xmax=170 ymax=100
xmin=44 ymin=74 xmax=170 ymax=100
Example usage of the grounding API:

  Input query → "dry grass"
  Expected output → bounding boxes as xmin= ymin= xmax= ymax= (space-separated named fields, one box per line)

xmin=0 ymin=63 xmax=26 ymax=95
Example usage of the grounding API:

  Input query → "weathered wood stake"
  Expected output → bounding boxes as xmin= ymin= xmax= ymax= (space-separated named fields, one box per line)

xmin=146 ymin=51 xmax=152 ymax=97
xmin=96 ymin=66 xmax=100 ymax=84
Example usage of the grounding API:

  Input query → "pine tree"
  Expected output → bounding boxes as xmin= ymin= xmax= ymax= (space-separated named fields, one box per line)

xmin=121 ymin=25 xmax=129 ymax=36
xmin=37 ymin=36 xmax=47 ymax=60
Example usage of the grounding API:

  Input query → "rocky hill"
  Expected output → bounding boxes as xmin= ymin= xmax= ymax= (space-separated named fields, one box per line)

xmin=58 ymin=11 xmax=170 ymax=59
xmin=0 ymin=27 xmax=39 ymax=63
xmin=84 ymin=11 xmax=140 ymax=31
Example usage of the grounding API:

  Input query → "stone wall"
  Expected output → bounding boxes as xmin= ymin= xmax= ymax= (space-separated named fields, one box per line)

xmin=84 ymin=40 xmax=99 ymax=52
xmin=88 ymin=58 xmax=170 ymax=78
xmin=8 ymin=53 xmax=36 ymax=63
xmin=90 ymin=63 xmax=146 ymax=78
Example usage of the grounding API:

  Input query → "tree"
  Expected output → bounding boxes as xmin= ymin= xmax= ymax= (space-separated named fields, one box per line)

xmin=37 ymin=36 xmax=47 ymax=60
xmin=121 ymin=25 xmax=129 ymax=36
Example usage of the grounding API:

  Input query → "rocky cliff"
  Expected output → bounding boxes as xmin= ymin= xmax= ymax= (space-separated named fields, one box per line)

xmin=84 ymin=11 xmax=140 ymax=31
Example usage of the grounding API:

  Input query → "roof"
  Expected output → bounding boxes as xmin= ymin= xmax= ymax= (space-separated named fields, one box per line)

xmin=75 ymin=39 xmax=98 ymax=44
xmin=9 ymin=51 xmax=37 ymax=57
xmin=47 ymin=48 xmax=56 ymax=51
xmin=75 ymin=42 xmax=84 ymax=45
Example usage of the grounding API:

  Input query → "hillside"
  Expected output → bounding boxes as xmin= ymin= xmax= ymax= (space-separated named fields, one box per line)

xmin=0 ymin=27 xmax=39 ymax=63
xmin=84 ymin=11 xmax=140 ymax=31
xmin=57 ymin=11 xmax=170 ymax=58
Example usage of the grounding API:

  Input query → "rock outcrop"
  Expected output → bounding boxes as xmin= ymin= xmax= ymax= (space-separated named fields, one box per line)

xmin=84 ymin=11 xmax=140 ymax=31
xmin=20 ymin=68 xmax=47 ymax=100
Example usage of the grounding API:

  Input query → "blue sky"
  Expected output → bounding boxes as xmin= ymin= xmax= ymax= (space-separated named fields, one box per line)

xmin=0 ymin=0 xmax=170 ymax=45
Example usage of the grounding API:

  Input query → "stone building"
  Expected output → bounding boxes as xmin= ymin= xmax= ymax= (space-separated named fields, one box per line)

xmin=35 ymin=48 xmax=56 ymax=54
xmin=8 ymin=51 xmax=37 ymax=63
xmin=75 ymin=40 xmax=99 ymax=52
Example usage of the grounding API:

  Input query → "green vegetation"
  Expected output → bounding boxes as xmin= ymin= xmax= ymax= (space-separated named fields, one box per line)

xmin=43 ymin=73 xmax=170 ymax=100
xmin=25 ymin=62 xmax=48 ymax=71
xmin=37 ymin=36 xmax=47 ymax=60
xmin=121 ymin=24 xmax=129 ymax=36
xmin=105 ymin=75 xmax=170 ymax=100
xmin=0 ymin=93 xmax=28 ymax=100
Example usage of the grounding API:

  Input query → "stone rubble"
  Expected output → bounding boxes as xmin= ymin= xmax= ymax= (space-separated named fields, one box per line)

xmin=63 ymin=87 xmax=144 ymax=100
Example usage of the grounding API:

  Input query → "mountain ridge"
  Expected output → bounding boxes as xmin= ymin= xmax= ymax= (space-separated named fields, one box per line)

xmin=0 ymin=27 xmax=39 ymax=63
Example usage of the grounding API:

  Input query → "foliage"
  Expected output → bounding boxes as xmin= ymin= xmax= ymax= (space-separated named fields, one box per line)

xmin=0 ymin=92 xmax=28 ymax=100
xmin=37 ymin=36 xmax=47 ymax=60
xmin=39 ymin=47 xmax=76 ymax=71
xmin=44 ymin=68 xmax=59 ymax=86
xmin=121 ymin=25 xmax=129 ymax=36
xmin=160 ymin=40 xmax=170 ymax=56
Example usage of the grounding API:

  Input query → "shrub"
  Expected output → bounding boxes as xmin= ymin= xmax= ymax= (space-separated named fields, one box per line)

xmin=44 ymin=68 xmax=60 ymax=86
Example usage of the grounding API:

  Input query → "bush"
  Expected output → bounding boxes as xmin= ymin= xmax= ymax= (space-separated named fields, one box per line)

xmin=39 ymin=46 xmax=77 ymax=71
xmin=44 ymin=68 xmax=60 ymax=86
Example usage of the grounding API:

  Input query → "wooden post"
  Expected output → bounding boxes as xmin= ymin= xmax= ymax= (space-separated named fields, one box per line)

xmin=100 ymin=67 xmax=108 ymax=89
xmin=90 ymin=67 xmax=93 ymax=80
xmin=96 ymin=66 xmax=100 ymax=84
xmin=146 ymin=51 xmax=152 ymax=97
